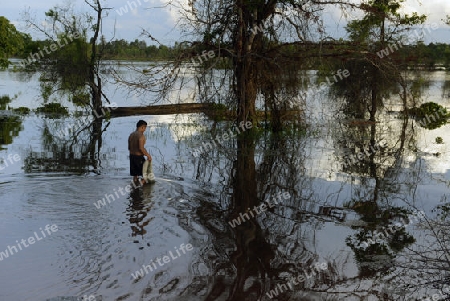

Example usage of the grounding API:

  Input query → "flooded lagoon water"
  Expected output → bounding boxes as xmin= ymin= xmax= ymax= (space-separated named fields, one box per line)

xmin=1 ymin=64 xmax=450 ymax=301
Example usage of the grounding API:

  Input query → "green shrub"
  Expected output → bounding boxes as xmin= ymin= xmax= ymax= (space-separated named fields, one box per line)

xmin=71 ymin=92 xmax=90 ymax=107
xmin=12 ymin=107 xmax=30 ymax=114
xmin=409 ymin=102 xmax=449 ymax=130
xmin=36 ymin=103 xmax=69 ymax=116
xmin=0 ymin=95 xmax=12 ymax=110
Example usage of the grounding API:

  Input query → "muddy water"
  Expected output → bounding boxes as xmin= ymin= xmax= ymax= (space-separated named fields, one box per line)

xmin=1 ymin=65 xmax=450 ymax=301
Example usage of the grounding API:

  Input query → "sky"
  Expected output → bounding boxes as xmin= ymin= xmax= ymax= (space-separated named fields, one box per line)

xmin=2 ymin=0 xmax=450 ymax=45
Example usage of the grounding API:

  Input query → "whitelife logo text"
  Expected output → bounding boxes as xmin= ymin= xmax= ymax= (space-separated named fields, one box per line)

xmin=0 ymin=224 xmax=58 ymax=261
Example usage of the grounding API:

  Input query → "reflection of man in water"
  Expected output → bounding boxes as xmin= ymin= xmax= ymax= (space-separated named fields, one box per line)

xmin=128 ymin=120 xmax=152 ymax=185
xmin=128 ymin=187 xmax=153 ymax=236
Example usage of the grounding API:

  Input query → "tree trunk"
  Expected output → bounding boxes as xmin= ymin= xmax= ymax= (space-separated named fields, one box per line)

xmin=235 ymin=58 xmax=257 ymax=125
xmin=89 ymin=0 xmax=103 ymax=117
xmin=234 ymin=0 xmax=257 ymax=126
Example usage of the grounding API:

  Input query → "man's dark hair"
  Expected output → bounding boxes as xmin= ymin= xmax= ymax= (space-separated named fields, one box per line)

xmin=136 ymin=120 xmax=147 ymax=128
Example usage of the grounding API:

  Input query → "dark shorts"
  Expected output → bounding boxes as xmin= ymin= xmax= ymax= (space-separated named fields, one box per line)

xmin=130 ymin=154 xmax=145 ymax=176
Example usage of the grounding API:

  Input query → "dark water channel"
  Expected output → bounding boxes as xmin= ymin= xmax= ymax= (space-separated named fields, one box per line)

xmin=1 ymin=67 xmax=450 ymax=301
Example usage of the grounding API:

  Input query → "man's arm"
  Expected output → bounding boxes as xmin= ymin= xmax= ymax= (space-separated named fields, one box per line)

xmin=139 ymin=136 xmax=152 ymax=160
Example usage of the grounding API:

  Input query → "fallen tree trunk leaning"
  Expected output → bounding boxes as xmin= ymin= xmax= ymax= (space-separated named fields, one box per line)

xmin=108 ymin=103 xmax=302 ymax=121
xmin=109 ymin=103 xmax=231 ymax=118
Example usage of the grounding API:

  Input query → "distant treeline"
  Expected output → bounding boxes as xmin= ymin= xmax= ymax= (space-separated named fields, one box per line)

xmin=14 ymin=36 xmax=450 ymax=68
xmin=100 ymin=39 xmax=179 ymax=60
xmin=379 ymin=42 xmax=450 ymax=69
xmin=405 ymin=42 xmax=450 ymax=68
xmin=15 ymin=36 xmax=177 ymax=61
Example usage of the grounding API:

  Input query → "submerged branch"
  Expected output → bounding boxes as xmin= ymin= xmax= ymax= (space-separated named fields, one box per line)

xmin=109 ymin=103 xmax=302 ymax=121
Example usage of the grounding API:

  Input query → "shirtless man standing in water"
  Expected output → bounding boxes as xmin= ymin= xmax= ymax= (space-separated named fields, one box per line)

xmin=128 ymin=120 xmax=152 ymax=185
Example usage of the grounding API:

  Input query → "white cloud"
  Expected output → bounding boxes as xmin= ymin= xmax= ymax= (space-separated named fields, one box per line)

xmin=1 ymin=0 xmax=449 ymax=44
xmin=158 ymin=0 xmax=186 ymax=24
xmin=403 ymin=0 xmax=450 ymax=26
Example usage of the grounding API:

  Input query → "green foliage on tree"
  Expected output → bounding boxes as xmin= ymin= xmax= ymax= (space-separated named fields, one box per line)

xmin=54 ymin=32 xmax=90 ymax=90
xmin=23 ymin=2 xmax=105 ymax=113
xmin=30 ymin=6 xmax=90 ymax=92
xmin=347 ymin=0 xmax=426 ymax=45
xmin=36 ymin=102 xmax=69 ymax=116
xmin=97 ymin=38 xmax=176 ymax=60
xmin=338 ymin=0 xmax=427 ymax=120
xmin=0 ymin=16 xmax=24 ymax=68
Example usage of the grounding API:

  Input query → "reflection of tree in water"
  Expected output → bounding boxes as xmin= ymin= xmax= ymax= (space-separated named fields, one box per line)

xmin=345 ymin=204 xmax=416 ymax=278
xmin=191 ymin=129 xmax=341 ymax=300
xmin=8 ymin=69 xmax=36 ymax=83
xmin=0 ymin=115 xmax=22 ymax=150
xmin=329 ymin=59 xmax=398 ymax=120
xmin=331 ymin=95 xmax=450 ymax=300
xmin=23 ymin=118 xmax=108 ymax=174
xmin=156 ymin=98 xmax=447 ymax=300
xmin=328 ymin=85 xmax=432 ymax=299
xmin=0 ymin=95 xmax=23 ymax=150
xmin=383 ymin=186 xmax=450 ymax=299
xmin=0 ymin=95 xmax=12 ymax=110
xmin=253 ymin=132 xmax=342 ymax=299
xmin=198 ymin=133 xmax=286 ymax=300
xmin=442 ymin=78 xmax=450 ymax=99
xmin=223 ymin=135 xmax=274 ymax=300
xmin=118 ymin=90 xmax=444 ymax=300
xmin=340 ymin=119 xmax=417 ymax=274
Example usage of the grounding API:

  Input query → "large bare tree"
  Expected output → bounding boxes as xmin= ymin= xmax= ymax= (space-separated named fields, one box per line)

xmin=117 ymin=0 xmax=357 ymax=128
